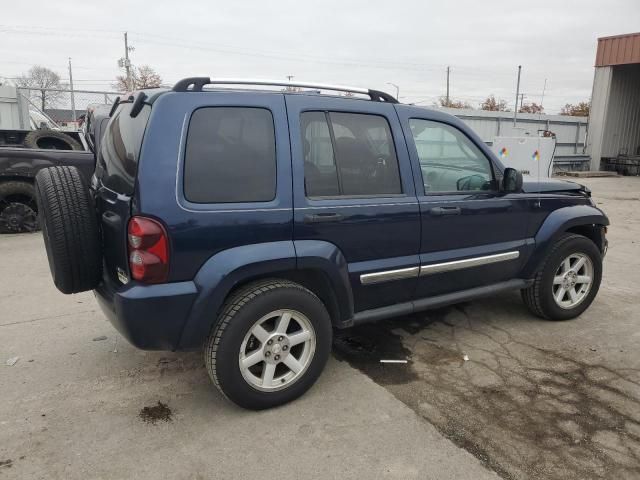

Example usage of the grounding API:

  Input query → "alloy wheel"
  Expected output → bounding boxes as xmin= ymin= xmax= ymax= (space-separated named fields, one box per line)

xmin=239 ymin=309 xmax=316 ymax=392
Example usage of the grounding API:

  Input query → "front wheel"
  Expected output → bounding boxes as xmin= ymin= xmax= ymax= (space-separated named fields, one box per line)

xmin=205 ymin=279 xmax=332 ymax=410
xmin=522 ymin=233 xmax=603 ymax=320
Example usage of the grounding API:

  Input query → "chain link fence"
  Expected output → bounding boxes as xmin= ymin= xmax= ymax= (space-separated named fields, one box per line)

xmin=17 ymin=87 xmax=121 ymax=130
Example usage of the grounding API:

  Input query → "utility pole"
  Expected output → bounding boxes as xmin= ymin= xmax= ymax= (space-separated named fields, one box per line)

xmin=285 ymin=75 xmax=295 ymax=91
xmin=513 ymin=65 xmax=522 ymax=127
xmin=124 ymin=32 xmax=133 ymax=90
xmin=446 ymin=66 xmax=450 ymax=106
xmin=68 ymin=57 xmax=76 ymax=122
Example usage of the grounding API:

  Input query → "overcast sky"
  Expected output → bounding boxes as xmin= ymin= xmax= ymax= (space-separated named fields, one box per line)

xmin=2 ymin=0 xmax=639 ymax=113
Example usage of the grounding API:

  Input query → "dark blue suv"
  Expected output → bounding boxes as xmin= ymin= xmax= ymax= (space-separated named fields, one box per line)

xmin=35 ymin=78 xmax=609 ymax=409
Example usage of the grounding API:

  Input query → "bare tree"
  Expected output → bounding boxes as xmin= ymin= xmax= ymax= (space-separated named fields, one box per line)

xmin=519 ymin=102 xmax=544 ymax=114
xmin=479 ymin=95 xmax=510 ymax=112
xmin=114 ymin=65 xmax=163 ymax=91
xmin=560 ymin=101 xmax=590 ymax=117
xmin=16 ymin=66 xmax=66 ymax=111
xmin=438 ymin=96 xmax=472 ymax=109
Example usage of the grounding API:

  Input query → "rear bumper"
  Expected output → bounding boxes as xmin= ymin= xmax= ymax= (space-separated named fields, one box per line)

xmin=94 ymin=276 xmax=198 ymax=351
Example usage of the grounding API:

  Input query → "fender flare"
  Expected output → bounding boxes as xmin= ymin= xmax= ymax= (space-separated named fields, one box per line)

xmin=177 ymin=241 xmax=296 ymax=349
xmin=294 ymin=239 xmax=354 ymax=324
xmin=522 ymin=204 xmax=609 ymax=278
xmin=177 ymin=240 xmax=353 ymax=349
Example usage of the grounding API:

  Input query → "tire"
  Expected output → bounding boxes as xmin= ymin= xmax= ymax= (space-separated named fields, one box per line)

xmin=24 ymin=129 xmax=82 ymax=151
xmin=34 ymin=166 xmax=102 ymax=294
xmin=0 ymin=181 xmax=39 ymax=234
xmin=205 ymin=279 xmax=332 ymax=410
xmin=521 ymin=233 xmax=602 ymax=321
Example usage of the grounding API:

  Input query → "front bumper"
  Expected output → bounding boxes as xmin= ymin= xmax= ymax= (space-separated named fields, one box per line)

xmin=94 ymin=276 xmax=198 ymax=351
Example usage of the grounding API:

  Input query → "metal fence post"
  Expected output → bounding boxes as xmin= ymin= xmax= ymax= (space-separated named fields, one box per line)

xmin=16 ymin=88 xmax=24 ymax=129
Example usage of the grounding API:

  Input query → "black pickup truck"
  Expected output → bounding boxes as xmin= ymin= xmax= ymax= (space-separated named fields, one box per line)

xmin=0 ymin=105 xmax=109 ymax=233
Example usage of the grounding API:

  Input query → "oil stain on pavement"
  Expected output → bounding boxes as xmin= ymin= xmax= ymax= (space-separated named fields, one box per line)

xmin=333 ymin=303 xmax=640 ymax=480
xmin=139 ymin=402 xmax=173 ymax=424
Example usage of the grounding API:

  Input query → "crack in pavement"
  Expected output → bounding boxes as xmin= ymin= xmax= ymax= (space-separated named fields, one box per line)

xmin=333 ymin=302 xmax=640 ymax=480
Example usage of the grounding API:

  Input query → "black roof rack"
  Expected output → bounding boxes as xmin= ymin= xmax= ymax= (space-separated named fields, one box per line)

xmin=172 ymin=77 xmax=398 ymax=103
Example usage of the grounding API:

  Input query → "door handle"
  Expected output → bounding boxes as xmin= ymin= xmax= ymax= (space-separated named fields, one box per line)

xmin=303 ymin=213 xmax=344 ymax=224
xmin=429 ymin=206 xmax=461 ymax=216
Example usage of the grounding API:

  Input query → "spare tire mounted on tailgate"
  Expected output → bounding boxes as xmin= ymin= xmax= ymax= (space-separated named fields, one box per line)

xmin=35 ymin=166 xmax=102 ymax=294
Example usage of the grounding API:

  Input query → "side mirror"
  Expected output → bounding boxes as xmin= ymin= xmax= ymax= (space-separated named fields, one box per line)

xmin=502 ymin=167 xmax=523 ymax=193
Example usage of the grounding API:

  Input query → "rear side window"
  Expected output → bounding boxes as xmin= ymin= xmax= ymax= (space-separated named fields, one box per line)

xmin=99 ymin=103 xmax=151 ymax=194
xmin=184 ymin=107 xmax=276 ymax=203
xmin=302 ymin=111 xmax=402 ymax=198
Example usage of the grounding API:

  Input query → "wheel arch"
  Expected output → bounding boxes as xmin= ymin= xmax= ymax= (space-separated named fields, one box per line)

xmin=177 ymin=240 xmax=353 ymax=350
xmin=522 ymin=204 xmax=609 ymax=278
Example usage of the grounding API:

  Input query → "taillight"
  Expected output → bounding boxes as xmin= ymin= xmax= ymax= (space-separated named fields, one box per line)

xmin=127 ymin=216 xmax=169 ymax=283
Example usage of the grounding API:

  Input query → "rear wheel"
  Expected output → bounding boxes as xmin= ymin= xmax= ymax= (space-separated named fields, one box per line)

xmin=522 ymin=234 xmax=602 ymax=320
xmin=205 ymin=279 xmax=332 ymax=410
xmin=0 ymin=181 xmax=39 ymax=234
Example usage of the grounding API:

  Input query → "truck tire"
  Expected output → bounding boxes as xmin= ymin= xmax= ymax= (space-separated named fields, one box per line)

xmin=205 ymin=279 xmax=332 ymax=410
xmin=34 ymin=166 xmax=102 ymax=294
xmin=521 ymin=233 xmax=602 ymax=321
xmin=24 ymin=129 xmax=82 ymax=151
xmin=0 ymin=181 xmax=39 ymax=234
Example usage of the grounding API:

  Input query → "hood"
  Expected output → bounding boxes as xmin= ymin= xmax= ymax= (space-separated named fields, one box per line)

xmin=522 ymin=178 xmax=590 ymax=196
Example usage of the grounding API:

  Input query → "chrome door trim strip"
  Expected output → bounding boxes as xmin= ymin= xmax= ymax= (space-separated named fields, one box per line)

xmin=420 ymin=251 xmax=520 ymax=276
xmin=360 ymin=266 xmax=420 ymax=285
xmin=359 ymin=251 xmax=520 ymax=285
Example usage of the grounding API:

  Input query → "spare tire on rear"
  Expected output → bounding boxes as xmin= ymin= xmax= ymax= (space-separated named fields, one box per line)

xmin=35 ymin=166 xmax=102 ymax=294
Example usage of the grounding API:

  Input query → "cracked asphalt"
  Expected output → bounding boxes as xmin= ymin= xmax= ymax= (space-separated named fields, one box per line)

xmin=335 ymin=176 xmax=640 ymax=479
xmin=1 ymin=176 xmax=639 ymax=479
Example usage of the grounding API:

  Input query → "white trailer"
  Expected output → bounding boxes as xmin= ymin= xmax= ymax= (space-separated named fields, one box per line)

xmin=491 ymin=135 xmax=556 ymax=179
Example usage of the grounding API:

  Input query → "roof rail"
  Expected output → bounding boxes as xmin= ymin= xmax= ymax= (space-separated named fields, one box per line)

xmin=172 ymin=77 xmax=398 ymax=103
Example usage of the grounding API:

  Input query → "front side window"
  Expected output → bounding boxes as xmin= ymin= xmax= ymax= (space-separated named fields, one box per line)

xmin=409 ymin=119 xmax=495 ymax=193
xmin=302 ymin=111 xmax=402 ymax=198
xmin=184 ymin=107 xmax=276 ymax=203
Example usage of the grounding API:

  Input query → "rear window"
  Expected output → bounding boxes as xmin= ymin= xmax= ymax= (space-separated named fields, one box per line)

xmin=183 ymin=107 xmax=276 ymax=203
xmin=99 ymin=102 xmax=151 ymax=194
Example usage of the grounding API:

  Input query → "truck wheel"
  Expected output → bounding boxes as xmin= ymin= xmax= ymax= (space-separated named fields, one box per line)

xmin=205 ymin=279 xmax=332 ymax=410
xmin=35 ymin=166 xmax=102 ymax=294
xmin=0 ymin=181 xmax=39 ymax=234
xmin=521 ymin=234 xmax=602 ymax=320
xmin=24 ymin=130 xmax=82 ymax=151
